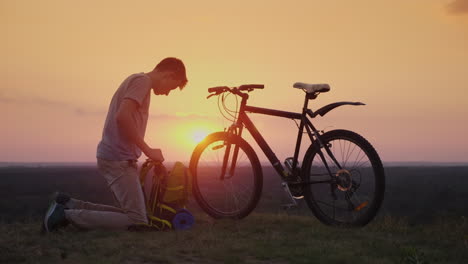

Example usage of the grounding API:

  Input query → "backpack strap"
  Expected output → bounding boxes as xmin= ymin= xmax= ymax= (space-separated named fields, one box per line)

xmin=150 ymin=162 xmax=168 ymax=215
xmin=148 ymin=215 xmax=172 ymax=230
xmin=158 ymin=203 xmax=177 ymax=214
xmin=166 ymin=186 xmax=184 ymax=191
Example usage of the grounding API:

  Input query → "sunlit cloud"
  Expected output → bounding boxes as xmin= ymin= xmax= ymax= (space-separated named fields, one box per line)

xmin=0 ymin=95 xmax=105 ymax=116
xmin=0 ymin=97 xmax=13 ymax=103
xmin=0 ymin=95 xmax=215 ymax=121
xmin=73 ymin=108 xmax=107 ymax=116
xmin=447 ymin=0 xmax=468 ymax=14
xmin=149 ymin=112 xmax=212 ymax=120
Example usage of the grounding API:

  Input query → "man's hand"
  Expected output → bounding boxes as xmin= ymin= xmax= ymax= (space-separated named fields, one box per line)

xmin=145 ymin=148 xmax=164 ymax=162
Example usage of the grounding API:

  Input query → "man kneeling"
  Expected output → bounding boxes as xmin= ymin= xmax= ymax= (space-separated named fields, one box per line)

xmin=43 ymin=57 xmax=188 ymax=232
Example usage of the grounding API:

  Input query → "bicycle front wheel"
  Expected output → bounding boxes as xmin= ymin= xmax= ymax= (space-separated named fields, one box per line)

xmin=189 ymin=132 xmax=263 ymax=219
xmin=302 ymin=129 xmax=385 ymax=227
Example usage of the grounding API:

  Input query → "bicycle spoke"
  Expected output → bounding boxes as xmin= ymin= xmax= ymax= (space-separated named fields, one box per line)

xmin=353 ymin=159 xmax=370 ymax=171
xmin=339 ymin=139 xmax=345 ymax=165
xmin=344 ymin=141 xmax=358 ymax=168
xmin=351 ymin=149 xmax=364 ymax=168
xmin=351 ymin=149 xmax=367 ymax=169
xmin=227 ymin=180 xmax=246 ymax=210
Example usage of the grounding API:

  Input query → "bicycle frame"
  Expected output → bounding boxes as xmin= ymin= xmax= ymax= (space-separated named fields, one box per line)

xmin=223 ymin=92 xmax=342 ymax=183
xmin=196 ymin=86 xmax=384 ymax=224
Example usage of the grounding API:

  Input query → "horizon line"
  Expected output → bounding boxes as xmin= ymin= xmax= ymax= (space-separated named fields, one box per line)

xmin=1 ymin=161 xmax=468 ymax=167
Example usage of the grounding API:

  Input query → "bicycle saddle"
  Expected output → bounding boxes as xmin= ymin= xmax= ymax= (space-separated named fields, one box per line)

xmin=293 ymin=82 xmax=330 ymax=94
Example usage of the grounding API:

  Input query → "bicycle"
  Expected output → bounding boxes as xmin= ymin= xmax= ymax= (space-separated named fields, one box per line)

xmin=189 ymin=83 xmax=385 ymax=226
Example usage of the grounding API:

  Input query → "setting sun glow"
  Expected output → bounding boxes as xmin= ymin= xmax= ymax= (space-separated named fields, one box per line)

xmin=192 ymin=129 xmax=209 ymax=144
xmin=172 ymin=122 xmax=219 ymax=155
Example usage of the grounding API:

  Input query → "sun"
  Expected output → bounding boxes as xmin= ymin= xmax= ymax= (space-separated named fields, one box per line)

xmin=192 ymin=129 xmax=209 ymax=143
xmin=172 ymin=122 xmax=218 ymax=153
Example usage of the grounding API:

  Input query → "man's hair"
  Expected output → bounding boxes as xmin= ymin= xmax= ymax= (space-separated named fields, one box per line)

xmin=154 ymin=57 xmax=188 ymax=89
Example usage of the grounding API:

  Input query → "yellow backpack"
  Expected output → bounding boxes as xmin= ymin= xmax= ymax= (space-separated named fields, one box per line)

xmin=138 ymin=160 xmax=193 ymax=230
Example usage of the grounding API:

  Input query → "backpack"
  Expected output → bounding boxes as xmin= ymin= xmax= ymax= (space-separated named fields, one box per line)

xmin=137 ymin=160 xmax=194 ymax=231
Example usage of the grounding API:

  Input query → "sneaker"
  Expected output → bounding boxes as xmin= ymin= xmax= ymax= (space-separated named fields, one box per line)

xmin=51 ymin=191 xmax=71 ymax=207
xmin=42 ymin=201 xmax=68 ymax=233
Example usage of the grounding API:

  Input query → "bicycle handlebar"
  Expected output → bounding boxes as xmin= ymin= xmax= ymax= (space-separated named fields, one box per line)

xmin=239 ymin=84 xmax=264 ymax=90
xmin=207 ymin=84 xmax=264 ymax=98
xmin=208 ymin=86 xmax=230 ymax=94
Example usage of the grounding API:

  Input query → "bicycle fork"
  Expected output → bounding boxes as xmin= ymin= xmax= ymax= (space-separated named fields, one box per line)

xmin=219 ymin=126 xmax=241 ymax=180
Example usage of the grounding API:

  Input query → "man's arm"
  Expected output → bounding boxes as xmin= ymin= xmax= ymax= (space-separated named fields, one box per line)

xmin=116 ymin=98 xmax=164 ymax=162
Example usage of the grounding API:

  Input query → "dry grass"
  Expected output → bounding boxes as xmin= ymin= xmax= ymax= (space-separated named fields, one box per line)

xmin=1 ymin=213 xmax=467 ymax=264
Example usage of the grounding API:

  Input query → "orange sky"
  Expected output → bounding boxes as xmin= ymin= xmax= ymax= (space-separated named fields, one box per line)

xmin=1 ymin=0 xmax=467 ymax=163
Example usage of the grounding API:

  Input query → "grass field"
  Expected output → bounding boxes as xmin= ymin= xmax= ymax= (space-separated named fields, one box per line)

xmin=1 ymin=165 xmax=467 ymax=263
xmin=1 ymin=213 xmax=467 ymax=263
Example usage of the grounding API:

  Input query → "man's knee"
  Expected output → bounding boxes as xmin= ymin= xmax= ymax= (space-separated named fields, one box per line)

xmin=127 ymin=211 xmax=148 ymax=225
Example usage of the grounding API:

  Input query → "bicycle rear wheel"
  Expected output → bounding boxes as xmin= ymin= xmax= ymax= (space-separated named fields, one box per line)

xmin=302 ymin=129 xmax=385 ymax=227
xmin=189 ymin=132 xmax=263 ymax=219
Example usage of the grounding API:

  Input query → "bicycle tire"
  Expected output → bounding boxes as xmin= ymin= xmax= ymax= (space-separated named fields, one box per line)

xmin=189 ymin=132 xmax=263 ymax=219
xmin=301 ymin=129 xmax=385 ymax=227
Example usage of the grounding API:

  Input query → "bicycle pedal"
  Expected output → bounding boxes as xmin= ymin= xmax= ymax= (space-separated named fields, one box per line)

xmin=281 ymin=182 xmax=298 ymax=206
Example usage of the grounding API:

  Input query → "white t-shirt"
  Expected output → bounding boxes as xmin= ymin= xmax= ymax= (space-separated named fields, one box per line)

xmin=96 ymin=73 xmax=152 ymax=160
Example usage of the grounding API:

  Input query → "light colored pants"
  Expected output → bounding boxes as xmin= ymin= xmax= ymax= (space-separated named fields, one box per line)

xmin=64 ymin=158 xmax=148 ymax=230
